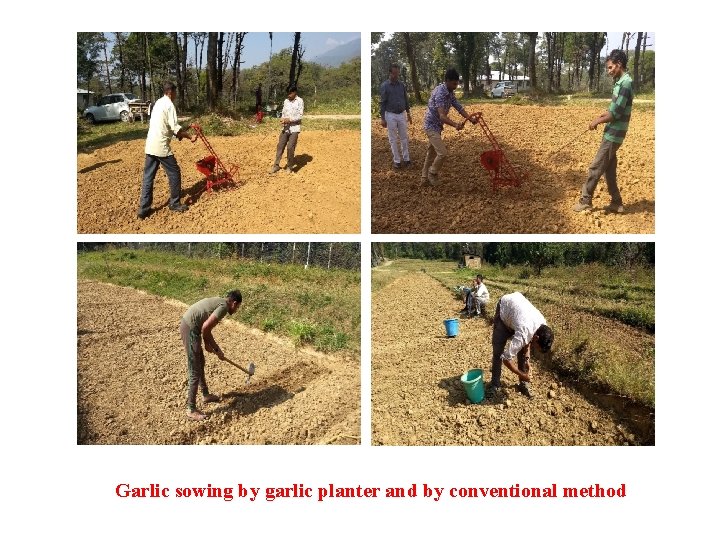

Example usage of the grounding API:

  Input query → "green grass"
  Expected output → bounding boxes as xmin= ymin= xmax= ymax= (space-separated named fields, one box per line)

xmin=376 ymin=258 xmax=655 ymax=407
xmin=78 ymin=248 xmax=360 ymax=356
xmin=77 ymin=110 xmax=360 ymax=152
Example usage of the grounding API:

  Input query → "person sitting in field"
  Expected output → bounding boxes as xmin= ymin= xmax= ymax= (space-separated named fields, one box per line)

xmin=460 ymin=274 xmax=490 ymax=317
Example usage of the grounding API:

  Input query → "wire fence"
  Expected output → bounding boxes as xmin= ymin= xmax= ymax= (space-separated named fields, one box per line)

xmin=77 ymin=242 xmax=361 ymax=270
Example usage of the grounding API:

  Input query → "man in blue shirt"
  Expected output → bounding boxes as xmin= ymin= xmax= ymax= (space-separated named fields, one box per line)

xmin=422 ymin=68 xmax=478 ymax=186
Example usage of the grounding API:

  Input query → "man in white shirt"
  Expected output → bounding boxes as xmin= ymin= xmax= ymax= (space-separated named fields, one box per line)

xmin=137 ymin=82 xmax=196 ymax=219
xmin=270 ymin=85 xmax=304 ymax=174
xmin=488 ymin=292 xmax=554 ymax=399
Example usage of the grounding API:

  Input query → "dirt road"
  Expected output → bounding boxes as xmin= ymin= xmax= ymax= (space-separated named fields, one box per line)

xmin=371 ymin=105 xmax=654 ymax=233
xmin=371 ymin=272 xmax=646 ymax=445
xmin=77 ymin=281 xmax=360 ymax=445
xmin=77 ymin=130 xmax=360 ymax=233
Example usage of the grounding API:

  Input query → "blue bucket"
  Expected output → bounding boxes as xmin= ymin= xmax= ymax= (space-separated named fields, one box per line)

xmin=461 ymin=369 xmax=485 ymax=403
xmin=443 ymin=318 xmax=459 ymax=337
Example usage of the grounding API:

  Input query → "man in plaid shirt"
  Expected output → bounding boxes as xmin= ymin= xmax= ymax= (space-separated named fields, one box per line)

xmin=421 ymin=68 xmax=478 ymax=186
xmin=574 ymin=49 xmax=634 ymax=214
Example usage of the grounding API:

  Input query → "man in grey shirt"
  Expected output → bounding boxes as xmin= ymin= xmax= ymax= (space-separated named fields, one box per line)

xmin=379 ymin=63 xmax=412 ymax=170
xmin=180 ymin=290 xmax=243 ymax=420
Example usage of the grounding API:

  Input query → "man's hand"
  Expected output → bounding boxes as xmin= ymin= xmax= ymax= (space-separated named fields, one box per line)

xmin=519 ymin=371 xmax=532 ymax=383
xmin=381 ymin=119 xmax=387 ymax=128
xmin=455 ymin=120 xmax=465 ymax=131
xmin=589 ymin=119 xmax=600 ymax=130
xmin=407 ymin=114 xmax=412 ymax=125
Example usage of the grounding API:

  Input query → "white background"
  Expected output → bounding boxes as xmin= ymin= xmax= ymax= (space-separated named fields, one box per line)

xmin=3 ymin=2 xmax=717 ymax=537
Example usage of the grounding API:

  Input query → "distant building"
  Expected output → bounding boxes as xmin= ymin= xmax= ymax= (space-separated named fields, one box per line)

xmin=77 ymin=88 xmax=94 ymax=110
xmin=463 ymin=254 xmax=482 ymax=269
xmin=482 ymin=71 xmax=531 ymax=91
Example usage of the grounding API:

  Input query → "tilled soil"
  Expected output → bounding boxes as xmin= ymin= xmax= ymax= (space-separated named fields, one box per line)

xmin=77 ymin=130 xmax=360 ymax=233
xmin=371 ymin=104 xmax=654 ymax=233
xmin=371 ymin=272 xmax=644 ymax=445
xmin=77 ymin=281 xmax=360 ymax=445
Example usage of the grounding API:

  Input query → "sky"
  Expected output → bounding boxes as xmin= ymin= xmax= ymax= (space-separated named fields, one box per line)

xmin=102 ymin=32 xmax=360 ymax=69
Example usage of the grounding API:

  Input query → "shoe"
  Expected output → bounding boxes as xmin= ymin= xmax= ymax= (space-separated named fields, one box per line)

xmin=518 ymin=382 xmax=533 ymax=399
xmin=137 ymin=209 xmax=151 ymax=220
xmin=420 ymin=176 xmax=430 ymax=187
xmin=186 ymin=409 xmax=208 ymax=421
xmin=572 ymin=201 xmax=592 ymax=212
xmin=392 ymin=162 xmax=401 ymax=170
xmin=486 ymin=385 xmax=502 ymax=400
xmin=605 ymin=203 xmax=625 ymax=214
xmin=202 ymin=394 xmax=221 ymax=404
xmin=403 ymin=160 xmax=412 ymax=168
xmin=169 ymin=203 xmax=188 ymax=213
xmin=428 ymin=172 xmax=439 ymax=186
xmin=269 ymin=165 xmax=281 ymax=174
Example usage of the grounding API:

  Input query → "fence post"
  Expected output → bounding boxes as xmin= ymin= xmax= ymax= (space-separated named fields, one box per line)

xmin=328 ymin=243 xmax=332 ymax=269
xmin=305 ymin=243 xmax=311 ymax=270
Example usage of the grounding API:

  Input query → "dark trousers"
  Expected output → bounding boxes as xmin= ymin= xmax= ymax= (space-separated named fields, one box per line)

xmin=274 ymin=131 xmax=299 ymax=168
xmin=139 ymin=154 xmax=182 ymax=213
xmin=180 ymin=320 xmax=209 ymax=411
xmin=490 ymin=300 xmax=529 ymax=387
xmin=581 ymin=138 xmax=623 ymax=205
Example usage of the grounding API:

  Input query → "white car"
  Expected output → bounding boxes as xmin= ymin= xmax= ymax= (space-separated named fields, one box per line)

xmin=490 ymin=82 xmax=517 ymax=98
xmin=84 ymin=93 xmax=139 ymax=123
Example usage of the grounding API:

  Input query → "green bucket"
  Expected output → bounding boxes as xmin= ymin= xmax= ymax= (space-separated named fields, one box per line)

xmin=460 ymin=369 xmax=484 ymax=403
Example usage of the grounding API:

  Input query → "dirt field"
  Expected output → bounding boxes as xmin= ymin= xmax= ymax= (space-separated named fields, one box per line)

xmin=371 ymin=271 xmax=650 ymax=445
xmin=77 ymin=281 xmax=360 ymax=444
xmin=371 ymin=104 xmax=654 ymax=233
xmin=77 ymin=130 xmax=360 ymax=233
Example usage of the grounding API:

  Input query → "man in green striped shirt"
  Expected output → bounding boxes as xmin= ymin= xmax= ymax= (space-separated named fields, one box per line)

xmin=574 ymin=49 xmax=634 ymax=214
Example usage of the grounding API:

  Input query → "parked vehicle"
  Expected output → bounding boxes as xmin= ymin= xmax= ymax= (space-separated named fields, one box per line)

xmin=490 ymin=82 xmax=517 ymax=98
xmin=84 ymin=93 xmax=140 ymax=123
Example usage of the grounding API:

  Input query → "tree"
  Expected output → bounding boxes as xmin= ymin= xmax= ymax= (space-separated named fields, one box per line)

xmin=206 ymin=32 xmax=218 ymax=109
xmin=289 ymin=32 xmax=302 ymax=87
xmin=633 ymin=32 xmax=643 ymax=92
xmin=101 ymin=34 xmax=113 ymax=93
xmin=403 ymin=33 xmax=423 ymax=103
xmin=526 ymin=32 xmax=538 ymax=88
xmin=230 ymin=32 xmax=248 ymax=105
xmin=77 ymin=32 xmax=103 ymax=94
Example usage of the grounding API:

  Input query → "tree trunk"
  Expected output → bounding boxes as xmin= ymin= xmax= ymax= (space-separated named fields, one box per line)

xmin=216 ymin=32 xmax=224 ymax=97
xmin=527 ymin=32 xmax=538 ymax=89
xmin=181 ymin=33 xmax=188 ymax=109
xmin=555 ymin=33 xmax=564 ymax=92
xmin=144 ymin=33 xmax=154 ymax=101
xmin=403 ymin=32 xmax=422 ymax=103
xmin=633 ymin=32 xmax=643 ymax=92
xmin=545 ymin=33 xmax=554 ymax=92
xmin=102 ymin=35 xmax=113 ymax=93
xmin=114 ymin=33 xmax=126 ymax=90
xmin=207 ymin=32 xmax=218 ymax=110
xmin=231 ymin=32 xmax=247 ymax=106
xmin=588 ymin=32 xmax=597 ymax=93
xmin=289 ymin=32 xmax=301 ymax=88
xmin=172 ymin=33 xmax=181 ymax=107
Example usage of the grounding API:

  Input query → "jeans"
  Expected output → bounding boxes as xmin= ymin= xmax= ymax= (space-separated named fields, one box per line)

xmin=138 ymin=154 xmax=182 ymax=213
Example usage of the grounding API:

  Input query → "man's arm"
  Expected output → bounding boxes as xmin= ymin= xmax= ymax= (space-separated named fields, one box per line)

xmin=437 ymin=106 xmax=464 ymax=130
xmin=403 ymin=83 xmax=412 ymax=124
xmin=201 ymin=315 xmax=224 ymax=359
xmin=502 ymin=359 xmax=531 ymax=382
xmin=589 ymin=110 xmax=613 ymax=130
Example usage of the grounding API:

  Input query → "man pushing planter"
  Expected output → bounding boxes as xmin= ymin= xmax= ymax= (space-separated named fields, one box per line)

xmin=488 ymin=292 xmax=554 ymax=400
xmin=180 ymin=290 xmax=244 ymax=421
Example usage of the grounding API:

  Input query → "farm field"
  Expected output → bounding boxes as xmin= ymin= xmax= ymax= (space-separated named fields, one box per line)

xmin=78 ymin=280 xmax=360 ymax=444
xmin=371 ymin=103 xmax=654 ymax=233
xmin=77 ymin=130 xmax=360 ymax=233
xmin=371 ymin=259 xmax=654 ymax=445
